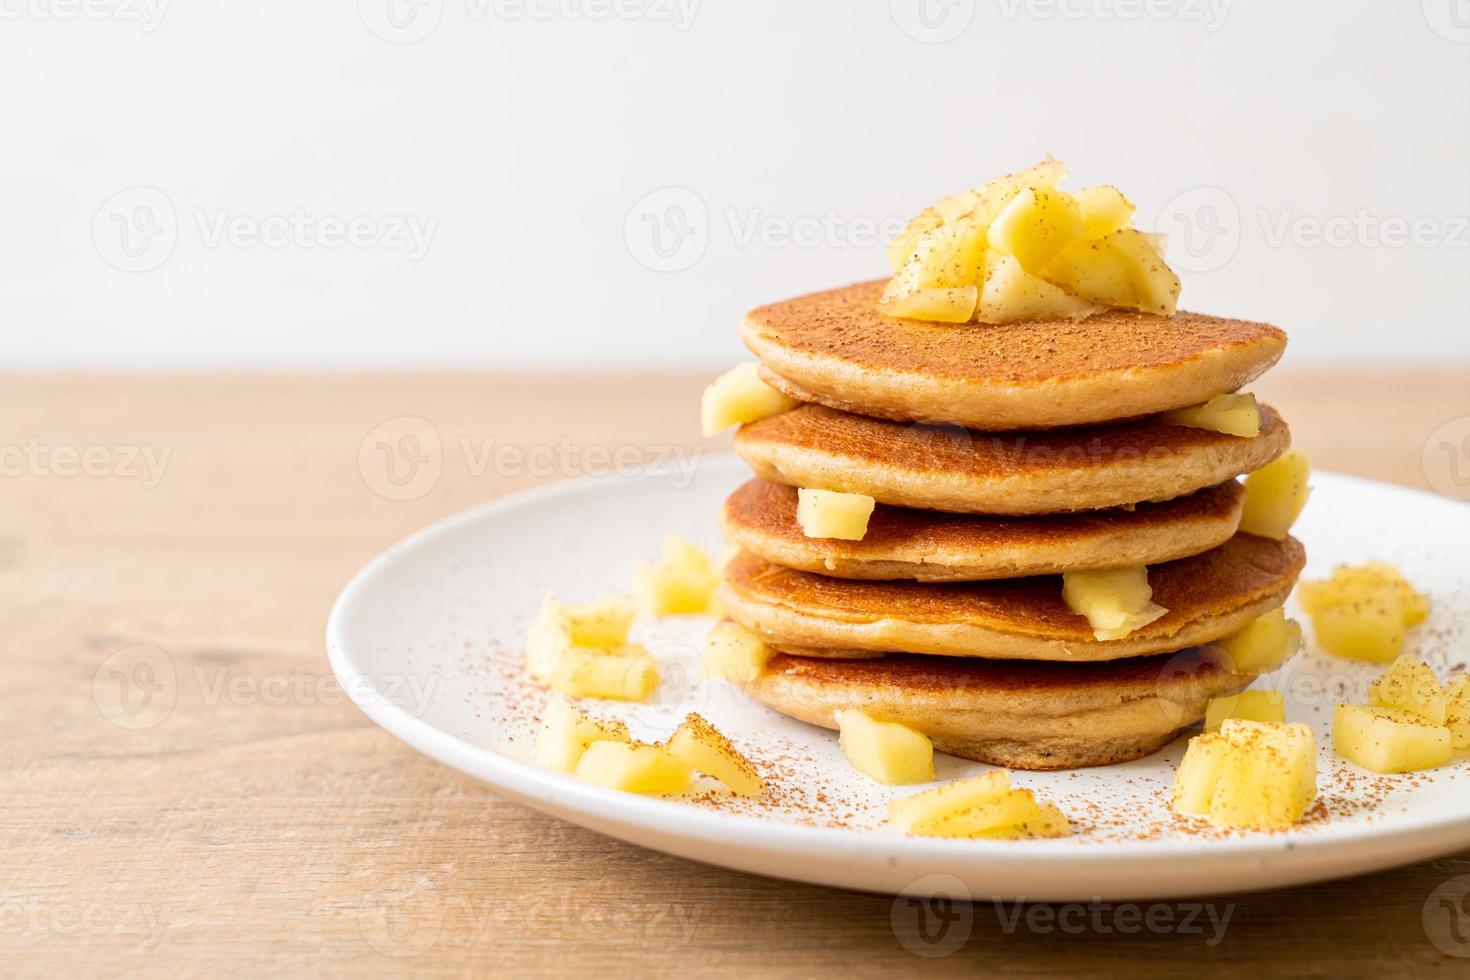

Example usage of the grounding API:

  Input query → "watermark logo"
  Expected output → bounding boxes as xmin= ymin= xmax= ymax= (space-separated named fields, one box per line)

xmin=359 ymin=0 xmax=445 ymax=43
xmin=625 ymin=187 xmax=708 ymax=272
xmin=358 ymin=876 xmax=443 ymax=958
xmin=359 ymin=415 xmax=444 ymax=502
xmin=1423 ymin=0 xmax=1470 ymax=43
xmin=1423 ymin=416 xmax=1470 ymax=502
xmin=1156 ymin=186 xmax=1239 ymax=273
xmin=1424 ymin=874 xmax=1470 ymax=957
xmin=93 ymin=186 xmax=177 ymax=273
xmin=890 ymin=874 xmax=973 ymax=957
xmin=92 ymin=645 xmax=177 ymax=730
xmin=890 ymin=0 xmax=974 ymax=43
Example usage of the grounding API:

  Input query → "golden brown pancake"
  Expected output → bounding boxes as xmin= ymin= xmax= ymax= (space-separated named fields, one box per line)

xmin=743 ymin=279 xmax=1287 ymax=430
xmin=749 ymin=648 xmax=1257 ymax=769
xmin=734 ymin=403 xmax=1289 ymax=516
xmin=722 ymin=478 xmax=1245 ymax=582
xmin=719 ymin=533 xmax=1305 ymax=662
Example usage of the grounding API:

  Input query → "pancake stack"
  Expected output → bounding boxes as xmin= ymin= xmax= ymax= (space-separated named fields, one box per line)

xmin=716 ymin=279 xmax=1306 ymax=770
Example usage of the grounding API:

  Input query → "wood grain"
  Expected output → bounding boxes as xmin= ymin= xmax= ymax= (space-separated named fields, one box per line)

xmin=3 ymin=372 xmax=1468 ymax=976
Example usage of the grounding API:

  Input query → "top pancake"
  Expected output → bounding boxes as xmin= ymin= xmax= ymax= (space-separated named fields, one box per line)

xmin=743 ymin=279 xmax=1287 ymax=430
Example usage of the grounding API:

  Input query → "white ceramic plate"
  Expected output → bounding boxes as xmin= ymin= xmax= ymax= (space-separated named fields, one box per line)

xmin=327 ymin=455 xmax=1470 ymax=901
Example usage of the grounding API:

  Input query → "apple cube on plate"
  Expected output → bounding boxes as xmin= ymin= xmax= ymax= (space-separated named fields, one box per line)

xmin=835 ymin=709 xmax=933 ymax=785
xmin=665 ymin=713 xmax=764 ymax=797
xmin=1172 ymin=719 xmax=1316 ymax=830
xmin=1368 ymin=655 xmax=1447 ymax=725
xmin=550 ymin=644 xmax=659 ymax=702
xmin=535 ymin=694 xmax=631 ymax=772
xmin=633 ymin=532 xmax=719 ymax=615
xmin=574 ymin=741 xmax=693 ymax=795
xmin=1300 ymin=562 xmax=1430 ymax=627
xmin=1334 ymin=704 xmax=1453 ymax=773
xmin=1443 ymin=676 xmax=1470 ymax=749
xmin=887 ymin=769 xmax=1011 ymax=834
xmin=887 ymin=769 xmax=1070 ymax=839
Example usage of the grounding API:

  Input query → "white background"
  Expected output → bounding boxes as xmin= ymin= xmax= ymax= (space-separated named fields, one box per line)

xmin=2 ymin=0 xmax=1467 ymax=370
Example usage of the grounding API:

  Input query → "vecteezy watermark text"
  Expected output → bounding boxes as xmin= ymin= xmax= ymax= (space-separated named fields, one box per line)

xmin=358 ymin=415 xmax=704 ymax=501
xmin=93 ymin=186 xmax=437 ymax=272
xmin=0 ymin=440 xmax=170 ymax=488
xmin=358 ymin=0 xmax=700 ymax=44
xmin=0 ymin=0 xmax=169 ymax=30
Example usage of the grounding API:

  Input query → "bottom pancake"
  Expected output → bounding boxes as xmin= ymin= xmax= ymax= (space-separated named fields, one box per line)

xmin=749 ymin=648 xmax=1257 ymax=770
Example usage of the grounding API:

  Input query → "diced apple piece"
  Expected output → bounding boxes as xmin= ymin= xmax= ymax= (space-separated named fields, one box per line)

xmin=564 ymin=594 xmax=637 ymax=648
xmin=1368 ymin=655 xmax=1447 ymax=725
xmin=835 ymin=709 xmax=934 ymax=786
xmin=974 ymin=156 xmax=1068 ymax=219
xmin=526 ymin=593 xmax=576 ymax=685
xmin=665 ymin=712 xmax=764 ymax=797
xmin=987 ymin=187 xmax=1085 ymax=270
xmin=1301 ymin=562 xmax=1430 ymax=627
xmin=633 ymin=532 xmax=719 ymax=615
xmin=701 ymin=363 xmax=799 ymax=436
xmin=1062 ymin=565 xmax=1168 ymax=641
xmin=1334 ymin=704 xmax=1453 ymax=773
xmin=701 ymin=621 xmax=772 ymax=684
xmin=923 ymin=217 xmax=989 ymax=289
xmin=978 ymin=253 xmax=1098 ymax=324
xmin=1310 ymin=594 xmax=1406 ymax=664
xmin=877 ymin=285 xmax=979 ymax=323
xmin=1172 ymin=732 xmax=1228 ymax=816
xmin=574 ymin=740 xmax=693 ymax=794
xmin=1037 ymin=238 xmax=1137 ymax=308
xmin=917 ymin=789 xmax=1044 ymax=838
xmin=535 ymin=694 xmax=631 ymax=772
xmin=970 ymin=802 xmax=1073 ymax=840
xmin=1204 ymin=690 xmax=1286 ymax=731
xmin=1162 ymin=393 xmax=1262 ymax=438
xmin=1216 ymin=608 xmax=1302 ymax=674
xmin=1208 ymin=720 xmax=1317 ymax=830
xmin=885 ymin=207 xmax=944 ymax=272
xmin=1073 ymin=184 xmax=1136 ymax=238
xmin=1173 ymin=720 xmax=1316 ymax=830
xmin=550 ymin=643 xmax=659 ymax=701
xmin=1239 ymin=449 xmax=1311 ymax=540
xmin=1443 ymin=676 xmax=1470 ymax=749
xmin=795 ymin=488 xmax=876 ymax=541
xmin=1105 ymin=228 xmax=1181 ymax=316
xmin=887 ymin=769 xmax=1011 ymax=833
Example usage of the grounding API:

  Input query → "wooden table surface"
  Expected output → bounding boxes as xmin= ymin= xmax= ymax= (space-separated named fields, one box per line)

xmin=5 ymin=371 xmax=1469 ymax=977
